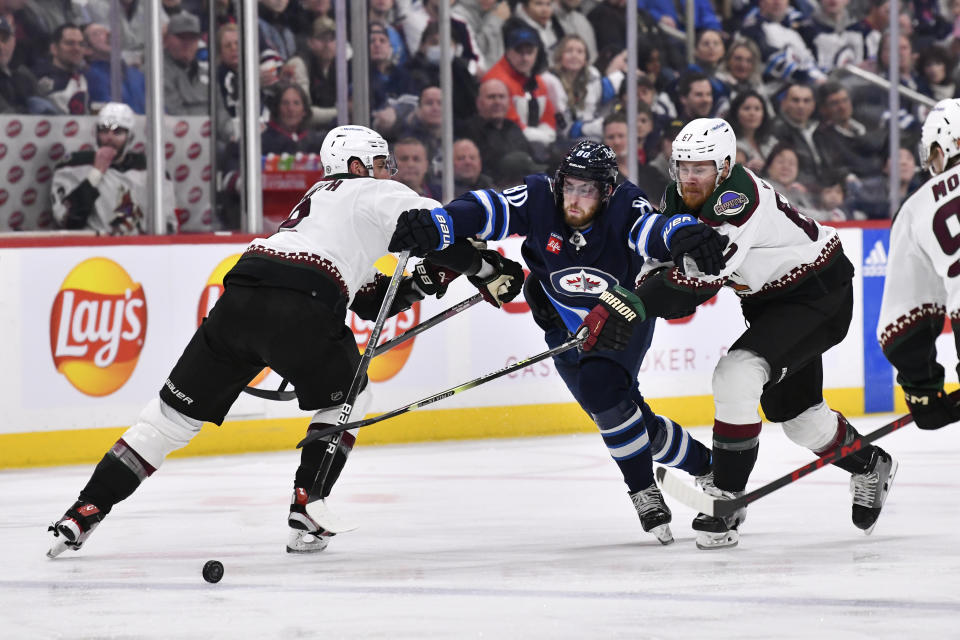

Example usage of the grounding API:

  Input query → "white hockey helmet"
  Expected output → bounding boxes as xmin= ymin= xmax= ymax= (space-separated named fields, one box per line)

xmin=670 ymin=118 xmax=737 ymax=188
xmin=320 ymin=125 xmax=393 ymax=176
xmin=920 ymin=98 xmax=960 ymax=175
xmin=97 ymin=102 xmax=135 ymax=131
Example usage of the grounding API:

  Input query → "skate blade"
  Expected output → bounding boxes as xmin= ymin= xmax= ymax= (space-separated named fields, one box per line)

xmin=862 ymin=459 xmax=899 ymax=536
xmin=46 ymin=537 xmax=71 ymax=559
xmin=695 ymin=529 xmax=739 ymax=550
xmin=304 ymin=499 xmax=358 ymax=534
xmin=286 ymin=530 xmax=330 ymax=554
xmin=650 ymin=524 xmax=674 ymax=545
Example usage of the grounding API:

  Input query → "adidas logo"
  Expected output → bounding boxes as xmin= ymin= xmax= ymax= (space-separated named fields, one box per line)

xmin=863 ymin=240 xmax=887 ymax=277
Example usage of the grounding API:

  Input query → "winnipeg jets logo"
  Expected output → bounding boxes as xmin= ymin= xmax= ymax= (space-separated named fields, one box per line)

xmin=550 ymin=267 xmax=618 ymax=297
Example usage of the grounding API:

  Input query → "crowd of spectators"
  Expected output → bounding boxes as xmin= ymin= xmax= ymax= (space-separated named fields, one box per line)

xmin=3 ymin=0 xmax=957 ymax=229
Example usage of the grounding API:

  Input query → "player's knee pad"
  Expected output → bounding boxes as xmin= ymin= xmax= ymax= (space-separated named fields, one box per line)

xmin=713 ymin=349 xmax=770 ymax=424
xmin=309 ymin=386 xmax=374 ymax=426
xmin=592 ymin=399 xmax=651 ymax=461
xmin=781 ymin=401 xmax=838 ymax=451
xmin=120 ymin=397 xmax=203 ymax=470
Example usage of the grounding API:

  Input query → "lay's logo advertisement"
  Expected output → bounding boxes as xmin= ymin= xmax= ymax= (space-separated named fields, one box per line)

xmin=198 ymin=254 xmax=269 ymax=387
xmin=350 ymin=255 xmax=418 ymax=382
xmin=50 ymin=258 xmax=147 ymax=396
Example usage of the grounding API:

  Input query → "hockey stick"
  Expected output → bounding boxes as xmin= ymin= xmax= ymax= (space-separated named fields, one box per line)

xmin=297 ymin=327 xmax=590 ymax=447
xmin=656 ymin=390 xmax=960 ymax=517
xmin=242 ymin=292 xmax=485 ymax=402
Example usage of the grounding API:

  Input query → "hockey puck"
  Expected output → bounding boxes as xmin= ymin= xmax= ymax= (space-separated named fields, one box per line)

xmin=202 ymin=560 xmax=224 ymax=583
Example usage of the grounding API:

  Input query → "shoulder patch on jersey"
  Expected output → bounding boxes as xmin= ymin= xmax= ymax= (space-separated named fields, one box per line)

xmin=550 ymin=266 xmax=619 ymax=296
xmin=699 ymin=165 xmax=759 ymax=227
xmin=713 ymin=190 xmax=749 ymax=217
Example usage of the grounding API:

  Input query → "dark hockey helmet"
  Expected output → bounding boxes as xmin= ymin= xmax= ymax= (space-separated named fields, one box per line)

xmin=554 ymin=140 xmax=618 ymax=211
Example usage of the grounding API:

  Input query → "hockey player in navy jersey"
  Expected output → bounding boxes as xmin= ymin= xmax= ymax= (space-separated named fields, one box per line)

xmin=579 ymin=118 xmax=898 ymax=549
xmin=389 ymin=140 xmax=721 ymax=544
xmin=47 ymin=125 xmax=525 ymax=558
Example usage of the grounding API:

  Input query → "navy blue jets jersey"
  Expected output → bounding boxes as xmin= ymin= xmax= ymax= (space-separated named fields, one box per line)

xmin=444 ymin=174 xmax=674 ymax=331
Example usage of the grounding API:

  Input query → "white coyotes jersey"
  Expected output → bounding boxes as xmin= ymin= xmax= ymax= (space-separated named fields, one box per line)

xmin=877 ymin=164 xmax=959 ymax=349
xmin=648 ymin=166 xmax=840 ymax=297
xmin=247 ymin=176 xmax=441 ymax=304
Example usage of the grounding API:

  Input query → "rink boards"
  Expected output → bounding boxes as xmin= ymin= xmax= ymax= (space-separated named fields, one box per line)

xmin=0 ymin=225 xmax=944 ymax=468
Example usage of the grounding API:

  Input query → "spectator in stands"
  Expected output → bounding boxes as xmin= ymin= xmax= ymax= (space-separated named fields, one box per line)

xmin=738 ymin=0 xmax=826 ymax=86
xmin=772 ymin=83 xmax=821 ymax=184
xmin=686 ymin=29 xmax=729 ymax=116
xmin=763 ymin=143 xmax=818 ymax=210
xmin=369 ymin=20 xmax=412 ymax=113
xmin=515 ymin=0 xmax=563 ymax=55
xmin=809 ymin=168 xmax=853 ymax=221
xmin=453 ymin=137 xmax=495 ymax=192
xmin=0 ymin=15 xmax=46 ymax=114
xmin=554 ymin=0 xmax=597 ymax=63
xmin=635 ymin=71 xmax=677 ymax=123
xmin=544 ymin=34 xmax=602 ymax=140
xmin=857 ymin=32 xmax=923 ymax=148
xmin=587 ymin=0 xmax=629 ymax=51
xmin=640 ymin=0 xmax=722 ymax=32
xmin=452 ymin=0 xmax=507 ymax=74
xmin=847 ymin=146 xmax=921 ymax=219
xmin=401 ymin=85 xmax=444 ymax=177
xmin=483 ymin=19 xmax=557 ymax=151
xmin=392 ymin=136 xmax=441 ymax=198
xmin=163 ymin=12 xmax=207 ymax=115
xmin=83 ymin=22 xmax=146 ymax=114
xmin=285 ymin=0 xmax=333 ymax=42
xmin=729 ymin=89 xmax=779 ymax=173
xmin=406 ymin=20 xmax=479 ymax=121
xmin=200 ymin=0 xmax=236 ymax=35
xmin=293 ymin=16 xmax=338 ymax=129
xmin=402 ymin=0 xmax=483 ymax=74
xmin=86 ymin=0 xmax=158 ymax=68
xmin=637 ymin=41 xmax=676 ymax=95
xmin=33 ymin=23 xmax=89 ymax=114
xmin=51 ymin=102 xmax=176 ymax=234
xmin=259 ymin=0 xmax=296 ymax=60
xmin=847 ymin=0 xmax=888 ymax=61
xmin=715 ymin=38 xmax=768 ymax=105
xmin=813 ymin=81 xmax=883 ymax=178
xmin=456 ymin=77 xmax=534 ymax=183
xmin=799 ymin=0 xmax=862 ymax=72
xmin=262 ymin=83 xmax=325 ymax=155
xmin=602 ymin=109 xmax=668 ymax=202
xmin=214 ymin=23 xmax=241 ymax=140
xmin=916 ymin=45 xmax=957 ymax=101
xmin=675 ymin=71 xmax=714 ymax=120
xmin=11 ymin=0 xmax=84 ymax=68
xmin=647 ymin=117 xmax=683 ymax=178
xmin=369 ymin=0 xmax=409 ymax=65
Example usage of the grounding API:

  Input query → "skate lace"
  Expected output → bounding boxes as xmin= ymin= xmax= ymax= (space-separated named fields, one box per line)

xmin=851 ymin=470 xmax=879 ymax=507
xmin=630 ymin=486 xmax=666 ymax=516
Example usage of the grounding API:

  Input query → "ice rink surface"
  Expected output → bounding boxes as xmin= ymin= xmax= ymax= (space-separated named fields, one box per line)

xmin=3 ymin=414 xmax=960 ymax=639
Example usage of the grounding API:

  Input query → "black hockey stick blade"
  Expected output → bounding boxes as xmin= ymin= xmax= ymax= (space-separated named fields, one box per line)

xmin=241 ymin=292 xmax=484 ymax=402
xmin=297 ymin=327 xmax=590 ymax=448
xmin=657 ymin=391 xmax=960 ymax=517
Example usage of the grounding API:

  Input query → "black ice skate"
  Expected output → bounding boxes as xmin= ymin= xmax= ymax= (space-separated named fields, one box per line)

xmin=47 ymin=501 xmax=105 ymax=558
xmin=629 ymin=483 xmax=674 ymax=545
xmin=691 ymin=473 xmax=746 ymax=550
xmin=850 ymin=447 xmax=899 ymax=535
xmin=287 ymin=487 xmax=333 ymax=553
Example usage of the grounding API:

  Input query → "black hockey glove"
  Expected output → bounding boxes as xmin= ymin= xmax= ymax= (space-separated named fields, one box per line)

xmin=664 ymin=214 xmax=729 ymax=276
xmin=468 ymin=250 xmax=524 ymax=308
xmin=389 ymin=208 xmax=455 ymax=256
xmin=411 ymin=259 xmax=460 ymax=300
xmin=579 ymin=285 xmax=647 ymax=352
xmin=903 ymin=387 xmax=960 ymax=430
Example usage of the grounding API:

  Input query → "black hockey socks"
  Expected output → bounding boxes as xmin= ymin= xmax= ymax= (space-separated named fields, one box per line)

xmin=711 ymin=420 xmax=761 ymax=492
xmin=819 ymin=415 xmax=875 ymax=475
xmin=295 ymin=429 xmax=357 ymax=501
xmin=77 ymin=439 xmax=151 ymax=515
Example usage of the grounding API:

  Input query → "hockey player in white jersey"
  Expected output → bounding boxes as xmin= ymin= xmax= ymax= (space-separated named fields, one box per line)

xmin=50 ymin=102 xmax=177 ymax=234
xmin=580 ymin=118 xmax=898 ymax=549
xmin=878 ymin=98 xmax=960 ymax=430
xmin=46 ymin=125 xmax=524 ymax=557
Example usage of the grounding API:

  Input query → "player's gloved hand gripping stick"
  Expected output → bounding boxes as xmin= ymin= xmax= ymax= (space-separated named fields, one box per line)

xmin=298 ymin=327 xmax=590 ymax=446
